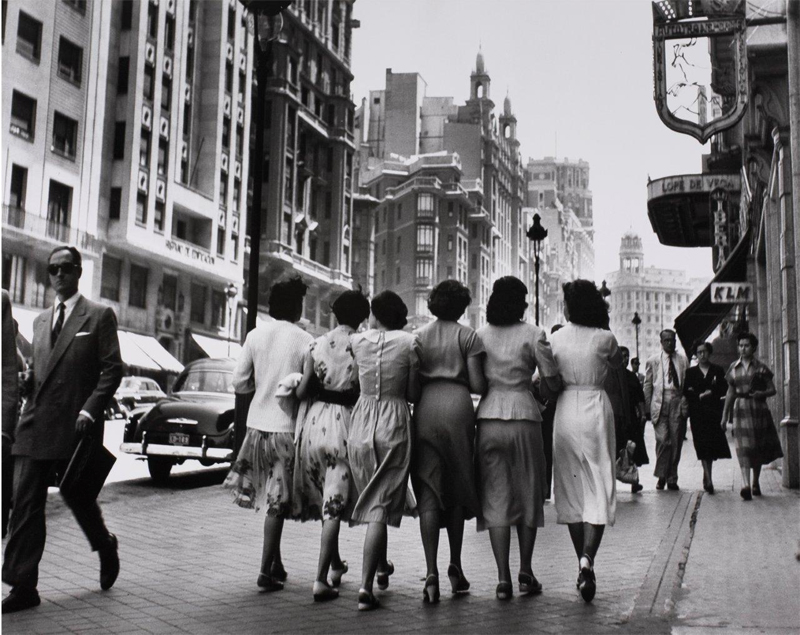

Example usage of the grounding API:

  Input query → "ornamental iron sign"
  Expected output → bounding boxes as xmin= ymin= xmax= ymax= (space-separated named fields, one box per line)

xmin=652 ymin=0 xmax=748 ymax=143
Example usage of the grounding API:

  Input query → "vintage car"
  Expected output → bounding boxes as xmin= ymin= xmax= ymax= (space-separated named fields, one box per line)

xmin=120 ymin=358 xmax=236 ymax=482
xmin=114 ymin=376 xmax=167 ymax=414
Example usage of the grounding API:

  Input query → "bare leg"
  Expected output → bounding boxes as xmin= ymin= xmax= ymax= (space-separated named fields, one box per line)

xmin=260 ymin=517 xmax=284 ymax=575
xmin=701 ymin=460 xmax=713 ymax=486
xmin=445 ymin=507 xmax=465 ymax=570
xmin=488 ymin=527 xmax=511 ymax=583
xmin=361 ymin=522 xmax=387 ymax=594
xmin=582 ymin=523 xmax=605 ymax=563
xmin=567 ymin=522 xmax=584 ymax=561
xmin=740 ymin=465 xmax=751 ymax=488
xmin=419 ymin=510 xmax=441 ymax=577
xmin=316 ymin=519 xmax=341 ymax=583
xmin=516 ymin=525 xmax=537 ymax=576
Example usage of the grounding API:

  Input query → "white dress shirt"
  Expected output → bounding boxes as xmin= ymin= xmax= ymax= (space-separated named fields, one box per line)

xmin=51 ymin=291 xmax=81 ymax=330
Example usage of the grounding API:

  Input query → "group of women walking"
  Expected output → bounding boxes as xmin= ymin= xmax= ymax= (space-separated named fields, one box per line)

xmin=222 ymin=272 xmax=782 ymax=612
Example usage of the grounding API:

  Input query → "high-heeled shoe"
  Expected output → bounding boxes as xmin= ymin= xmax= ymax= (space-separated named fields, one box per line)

xmin=703 ymin=482 xmax=715 ymax=495
xmin=423 ymin=574 xmax=440 ymax=603
xmin=270 ymin=560 xmax=288 ymax=582
xmin=578 ymin=555 xmax=596 ymax=603
xmin=752 ymin=483 xmax=762 ymax=496
xmin=256 ymin=573 xmax=284 ymax=592
xmin=741 ymin=486 xmax=752 ymax=501
xmin=496 ymin=581 xmax=513 ymax=601
xmin=518 ymin=572 xmax=542 ymax=595
xmin=447 ymin=563 xmax=470 ymax=594
xmin=376 ymin=561 xmax=394 ymax=590
xmin=357 ymin=588 xmax=380 ymax=611
xmin=313 ymin=580 xmax=339 ymax=602
xmin=330 ymin=561 xmax=348 ymax=588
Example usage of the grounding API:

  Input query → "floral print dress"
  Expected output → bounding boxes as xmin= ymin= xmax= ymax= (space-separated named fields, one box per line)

xmin=293 ymin=325 xmax=359 ymax=521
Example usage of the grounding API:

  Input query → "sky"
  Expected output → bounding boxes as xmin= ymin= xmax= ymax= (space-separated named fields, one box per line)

xmin=348 ymin=0 xmax=714 ymax=283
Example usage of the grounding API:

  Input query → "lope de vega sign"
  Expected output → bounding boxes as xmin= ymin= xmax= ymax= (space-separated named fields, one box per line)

xmin=710 ymin=282 xmax=753 ymax=304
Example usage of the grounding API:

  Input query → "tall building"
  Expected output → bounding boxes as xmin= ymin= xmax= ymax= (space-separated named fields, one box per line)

xmin=605 ymin=232 xmax=707 ymax=362
xmin=2 ymin=0 xmax=254 ymax=366
xmin=247 ymin=0 xmax=357 ymax=336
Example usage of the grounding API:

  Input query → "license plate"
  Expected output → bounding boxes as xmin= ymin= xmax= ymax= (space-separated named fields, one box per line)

xmin=169 ymin=432 xmax=190 ymax=446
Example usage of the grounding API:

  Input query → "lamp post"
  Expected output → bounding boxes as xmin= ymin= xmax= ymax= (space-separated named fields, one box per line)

xmin=225 ymin=282 xmax=238 ymax=356
xmin=631 ymin=311 xmax=642 ymax=359
xmin=600 ymin=280 xmax=611 ymax=300
xmin=526 ymin=213 xmax=548 ymax=326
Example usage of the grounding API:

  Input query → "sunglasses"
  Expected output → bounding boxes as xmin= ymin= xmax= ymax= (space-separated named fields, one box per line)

xmin=47 ymin=263 xmax=79 ymax=276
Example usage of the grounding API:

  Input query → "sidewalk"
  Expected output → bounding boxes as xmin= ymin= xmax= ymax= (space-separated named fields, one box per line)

xmin=3 ymin=428 xmax=799 ymax=634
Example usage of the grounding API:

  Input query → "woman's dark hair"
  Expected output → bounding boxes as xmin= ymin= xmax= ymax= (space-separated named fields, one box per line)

xmin=563 ymin=279 xmax=610 ymax=329
xmin=486 ymin=276 xmax=528 ymax=326
xmin=332 ymin=289 xmax=370 ymax=330
xmin=737 ymin=331 xmax=759 ymax=349
xmin=428 ymin=280 xmax=471 ymax=321
xmin=371 ymin=290 xmax=408 ymax=330
xmin=693 ymin=340 xmax=713 ymax=356
xmin=619 ymin=346 xmax=630 ymax=356
xmin=268 ymin=275 xmax=308 ymax=321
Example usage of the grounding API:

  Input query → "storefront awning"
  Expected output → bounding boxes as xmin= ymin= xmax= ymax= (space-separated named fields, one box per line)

xmin=123 ymin=331 xmax=184 ymax=373
xmin=117 ymin=331 xmax=162 ymax=371
xmin=191 ymin=333 xmax=241 ymax=359
xmin=674 ymin=228 xmax=750 ymax=353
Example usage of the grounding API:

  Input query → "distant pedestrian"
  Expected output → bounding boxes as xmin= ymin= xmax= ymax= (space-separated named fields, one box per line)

xmin=2 ymin=290 xmax=19 ymax=539
xmin=630 ymin=357 xmax=645 ymax=388
xmin=476 ymin=277 xmax=560 ymax=602
xmin=644 ymin=329 xmax=689 ymax=491
xmin=347 ymin=291 xmax=420 ymax=611
xmin=411 ymin=280 xmax=486 ymax=603
xmin=3 ymin=246 xmax=122 ymax=614
xmin=550 ymin=279 xmax=622 ymax=603
xmin=710 ymin=319 xmax=740 ymax=372
xmin=721 ymin=332 xmax=782 ymax=500
xmin=224 ymin=276 xmax=314 ymax=592
xmin=293 ymin=289 xmax=371 ymax=602
xmin=620 ymin=346 xmax=649 ymax=492
xmin=683 ymin=341 xmax=730 ymax=494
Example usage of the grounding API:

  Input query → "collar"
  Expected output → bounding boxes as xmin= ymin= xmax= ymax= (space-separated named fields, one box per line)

xmin=360 ymin=328 xmax=406 ymax=344
xmin=56 ymin=291 xmax=81 ymax=311
xmin=733 ymin=357 xmax=758 ymax=369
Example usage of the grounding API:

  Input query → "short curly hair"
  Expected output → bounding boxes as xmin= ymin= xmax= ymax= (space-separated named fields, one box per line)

xmin=737 ymin=331 xmax=759 ymax=349
xmin=563 ymin=279 xmax=609 ymax=329
xmin=428 ymin=280 xmax=471 ymax=321
xmin=486 ymin=276 xmax=528 ymax=326
xmin=693 ymin=339 xmax=713 ymax=356
xmin=268 ymin=275 xmax=308 ymax=321
xmin=332 ymin=289 xmax=370 ymax=330
xmin=371 ymin=291 xmax=408 ymax=330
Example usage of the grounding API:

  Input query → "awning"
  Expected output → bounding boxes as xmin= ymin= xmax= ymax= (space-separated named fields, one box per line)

xmin=191 ymin=332 xmax=241 ymax=359
xmin=123 ymin=331 xmax=184 ymax=373
xmin=117 ymin=331 xmax=162 ymax=371
xmin=674 ymin=228 xmax=751 ymax=353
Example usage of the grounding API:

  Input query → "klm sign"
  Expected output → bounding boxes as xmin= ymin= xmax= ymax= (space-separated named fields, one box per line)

xmin=710 ymin=282 xmax=752 ymax=304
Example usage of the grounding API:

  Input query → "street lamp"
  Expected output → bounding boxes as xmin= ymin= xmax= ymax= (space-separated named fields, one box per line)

xmin=225 ymin=283 xmax=238 ymax=356
xmin=631 ymin=311 xmax=642 ymax=359
xmin=526 ymin=213 xmax=548 ymax=326
xmin=600 ymin=280 xmax=611 ymax=300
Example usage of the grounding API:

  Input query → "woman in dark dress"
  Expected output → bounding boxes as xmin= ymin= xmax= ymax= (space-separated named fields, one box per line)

xmin=683 ymin=341 xmax=730 ymax=494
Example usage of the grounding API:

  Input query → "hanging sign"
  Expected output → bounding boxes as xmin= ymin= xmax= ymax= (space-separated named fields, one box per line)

xmin=710 ymin=282 xmax=753 ymax=304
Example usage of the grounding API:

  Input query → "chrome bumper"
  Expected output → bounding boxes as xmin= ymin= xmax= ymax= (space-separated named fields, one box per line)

xmin=120 ymin=433 xmax=234 ymax=461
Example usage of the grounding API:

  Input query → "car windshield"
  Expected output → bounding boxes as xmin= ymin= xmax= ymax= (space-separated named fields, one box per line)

xmin=173 ymin=369 xmax=234 ymax=394
xmin=120 ymin=378 xmax=141 ymax=390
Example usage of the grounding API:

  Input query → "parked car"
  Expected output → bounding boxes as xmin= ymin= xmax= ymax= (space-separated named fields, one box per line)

xmin=115 ymin=376 xmax=167 ymax=415
xmin=120 ymin=358 xmax=236 ymax=482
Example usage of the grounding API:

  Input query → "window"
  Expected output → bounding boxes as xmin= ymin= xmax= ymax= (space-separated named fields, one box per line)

xmin=64 ymin=0 xmax=87 ymax=13
xmin=140 ymin=128 xmax=150 ymax=166
xmin=157 ymin=139 xmax=167 ymax=175
xmin=447 ymin=235 xmax=453 ymax=251
xmin=113 ymin=122 xmax=126 ymax=159
xmin=225 ymin=62 xmax=233 ymax=93
xmin=147 ymin=1 xmax=158 ymax=39
xmin=129 ymin=264 xmax=149 ymax=308
xmin=238 ymin=71 xmax=246 ymax=102
xmin=136 ymin=192 xmax=147 ymax=224
xmin=52 ymin=112 xmax=78 ymax=158
xmin=185 ymin=45 xmax=195 ymax=81
xmin=10 ymin=90 xmax=36 ymax=140
xmin=10 ymin=164 xmax=27 ymax=209
xmin=109 ymin=187 xmax=122 ymax=219
xmin=183 ymin=104 xmax=192 ymax=137
xmin=236 ymin=123 xmax=244 ymax=157
xmin=227 ymin=5 xmax=235 ymax=39
xmin=222 ymin=119 xmax=230 ymax=148
xmin=121 ymin=0 xmax=133 ymax=30
xmin=220 ymin=171 xmax=227 ymax=202
xmin=2 ymin=253 xmax=27 ymax=304
xmin=416 ymin=258 xmax=432 ymax=282
xmin=211 ymin=290 xmax=226 ymax=328
xmin=16 ymin=11 xmax=41 ymax=61
xmin=57 ymin=37 xmax=83 ymax=85
xmin=447 ymin=266 xmax=453 ymax=279
xmin=47 ymin=180 xmax=72 ymax=233
xmin=165 ymin=14 xmax=175 ymax=50
xmin=190 ymin=283 xmax=206 ymax=323
xmin=100 ymin=255 xmax=122 ymax=301
xmin=216 ymin=226 xmax=225 ymax=257
xmin=230 ymin=232 xmax=239 ymax=261
xmin=117 ymin=57 xmax=129 ymax=94
xmin=162 ymin=274 xmax=177 ymax=310
xmin=416 ymin=225 xmax=434 ymax=252
xmin=154 ymin=200 xmax=164 ymax=231
xmin=233 ymin=178 xmax=241 ymax=212
xmin=161 ymin=74 xmax=171 ymax=111
xmin=417 ymin=193 xmax=435 ymax=218
xmin=144 ymin=64 xmax=154 ymax=101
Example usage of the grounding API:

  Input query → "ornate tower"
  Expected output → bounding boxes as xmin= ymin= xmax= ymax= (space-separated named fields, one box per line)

xmin=620 ymin=231 xmax=644 ymax=274
xmin=470 ymin=47 xmax=491 ymax=101
xmin=499 ymin=93 xmax=517 ymax=140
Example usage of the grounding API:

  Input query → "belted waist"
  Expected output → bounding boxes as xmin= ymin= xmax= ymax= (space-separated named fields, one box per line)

xmin=317 ymin=388 xmax=359 ymax=407
xmin=735 ymin=392 xmax=753 ymax=399
xmin=563 ymin=385 xmax=603 ymax=392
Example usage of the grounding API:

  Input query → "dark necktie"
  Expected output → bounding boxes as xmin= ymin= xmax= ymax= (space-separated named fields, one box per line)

xmin=668 ymin=355 xmax=680 ymax=389
xmin=52 ymin=302 xmax=65 ymax=346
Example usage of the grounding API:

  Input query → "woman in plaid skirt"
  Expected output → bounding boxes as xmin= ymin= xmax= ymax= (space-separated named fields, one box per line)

xmin=722 ymin=332 xmax=783 ymax=501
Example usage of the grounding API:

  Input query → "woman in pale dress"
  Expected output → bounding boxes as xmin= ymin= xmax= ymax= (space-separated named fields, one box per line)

xmin=223 ymin=276 xmax=313 ymax=592
xmin=293 ymin=290 xmax=371 ymax=601
xmin=550 ymin=279 xmax=623 ymax=603
xmin=347 ymin=291 xmax=420 ymax=611
xmin=475 ymin=277 xmax=561 ymax=601
xmin=412 ymin=280 xmax=486 ymax=603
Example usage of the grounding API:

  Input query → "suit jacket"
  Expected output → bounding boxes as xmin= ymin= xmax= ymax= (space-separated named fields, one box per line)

xmin=643 ymin=350 xmax=688 ymax=423
xmin=12 ymin=296 xmax=122 ymax=461
xmin=2 ymin=290 xmax=19 ymax=440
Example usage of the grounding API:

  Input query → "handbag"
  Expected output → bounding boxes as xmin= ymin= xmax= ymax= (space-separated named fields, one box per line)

xmin=59 ymin=435 xmax=117 ymax=503
xmin=616 ymin=440 xmax=639 ymax=485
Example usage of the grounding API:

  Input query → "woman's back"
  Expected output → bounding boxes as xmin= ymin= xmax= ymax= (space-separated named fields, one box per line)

xmin=351 ymin=329 xmax=418 ymax=400
xmin=550 ymin=324 xmax=617 ymax=388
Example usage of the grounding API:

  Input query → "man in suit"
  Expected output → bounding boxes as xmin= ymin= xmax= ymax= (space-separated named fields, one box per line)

xmin=2 ymin=290 xmax=19 ymax=538
xmin=644 ymin=329 xmax=689 ymax=491
xmin=2 ymin=246 xmax=123 ymax=614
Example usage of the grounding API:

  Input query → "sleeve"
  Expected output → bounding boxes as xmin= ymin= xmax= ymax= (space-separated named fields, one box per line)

xmin=81 ymin=306 xmax=123 ymax=421
xmin=725 ymin=362 xmax=736 ymax=387
xmin=232 ymin=333 xmax=256 ymax=394
xmin=409 ymin=335 xmax=422 ymax=371
xmin=533 ymin=327 xmax=558 ymax=378
xmin=465 ymin=328 xmax=485 ymax=357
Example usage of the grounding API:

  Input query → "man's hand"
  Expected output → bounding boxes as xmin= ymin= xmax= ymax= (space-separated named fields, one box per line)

xmin=699 ymin=389 xmax=712 ymax=400
xmin=75 ymin=414 xmax=93 ymax=436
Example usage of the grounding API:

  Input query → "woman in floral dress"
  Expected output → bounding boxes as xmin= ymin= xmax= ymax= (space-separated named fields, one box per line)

xmin=347 ymin=291 xmax=420 ymax=611
xmin=293 ymin=290 xmax=370 ymax=602
xmin=722 ymin=332 xmax=782 ymax=500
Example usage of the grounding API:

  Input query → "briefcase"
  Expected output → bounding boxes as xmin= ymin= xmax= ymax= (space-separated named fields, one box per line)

xmin=59 ymin=435 xmax=117 ymax=502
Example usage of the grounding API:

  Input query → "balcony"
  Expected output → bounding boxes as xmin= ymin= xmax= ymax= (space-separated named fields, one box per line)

xmin=3 ymin=205 xmax=100 ymax=254
xmin=385 ymin=176 xmax=441 ymax=201
xmin=443 ymin=181 xmax=469 ymax=200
